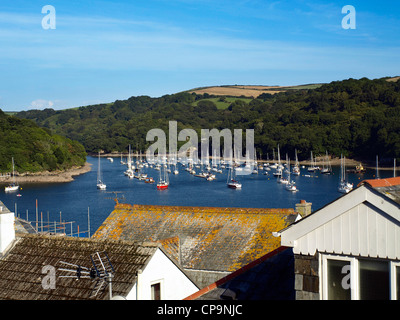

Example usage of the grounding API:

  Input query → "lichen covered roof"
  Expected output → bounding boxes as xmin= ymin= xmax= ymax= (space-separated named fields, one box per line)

xmin=93 ymin=204 xmax=297 ymax=272
xmin=0 ymin=234 xmax=158 ymax=300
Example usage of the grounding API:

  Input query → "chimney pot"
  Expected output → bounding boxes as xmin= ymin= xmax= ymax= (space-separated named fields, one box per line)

xmin=296 ymin=200 xmax=312 ymax=218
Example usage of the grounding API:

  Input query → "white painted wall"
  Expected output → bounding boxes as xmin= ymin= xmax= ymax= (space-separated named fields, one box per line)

xmin=281 ymin=186 xmax=400 ymax=260
xmin=0 ymin=211 xmax=15 ymax=254
xmin=126 ymin=248 xmax=199 ymax=300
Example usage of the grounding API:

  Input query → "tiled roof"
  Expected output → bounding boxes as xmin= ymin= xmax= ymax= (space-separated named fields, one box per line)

xmin=358 ymin=177 xmax=400 ymax=204
xmin=93 ymin=203 xmax=297 ymax=272
xmin=358 ymin=176 xmax=400 ymax=188
xmin=184 ymin=246 xmax=294 ymax=300
xmin=0 ymin=234 xmax=158 ymax=300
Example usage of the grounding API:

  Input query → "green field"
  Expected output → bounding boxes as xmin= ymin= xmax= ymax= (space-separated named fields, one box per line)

xmin=192 ymin=97 xmax=253 ymax=110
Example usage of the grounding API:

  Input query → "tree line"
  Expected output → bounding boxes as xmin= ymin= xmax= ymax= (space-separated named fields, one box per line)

xmin=0 ymin=110 xmax=87 ymax=173
xmin=16 ymin=77 xmax=400 ymax=163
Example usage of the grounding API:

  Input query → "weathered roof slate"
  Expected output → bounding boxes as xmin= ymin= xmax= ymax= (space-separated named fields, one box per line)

xmin=0 ymin=234 xmax=158 ymax=300
xmin=93 ymin=203 xmax=297 ymax=272
xmin=185 ymin=246 xmax=295 ymax=300
xmin=358 ymin=177 xmax=400 ymax=204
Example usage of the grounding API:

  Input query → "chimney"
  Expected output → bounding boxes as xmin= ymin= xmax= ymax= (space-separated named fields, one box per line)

xmin=296 ymin=200 xmax=312 ymax=218
xmin=0 ymin=202 xmax=15 ymax=255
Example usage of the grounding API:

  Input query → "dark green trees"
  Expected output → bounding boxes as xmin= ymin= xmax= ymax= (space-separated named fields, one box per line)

xmin=0 ymin=111 xmax=86 ymax=173
xmin=16 ymin=77 xmax=400 ymax=162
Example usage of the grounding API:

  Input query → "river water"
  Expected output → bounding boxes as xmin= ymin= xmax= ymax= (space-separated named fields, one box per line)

xmin=0 ymin=156 xmax=394 ymax=237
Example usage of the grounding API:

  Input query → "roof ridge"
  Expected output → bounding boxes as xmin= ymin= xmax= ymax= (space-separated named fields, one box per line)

xmin=183 ymin=246 xmax=289 ymax=300
xmin=115 ymin=203 xmax=294 ymax=215
xmin=359 ymin=176 xmax=400 ymax=188
xmin=17 ymin=233 xmax=156 ymax=248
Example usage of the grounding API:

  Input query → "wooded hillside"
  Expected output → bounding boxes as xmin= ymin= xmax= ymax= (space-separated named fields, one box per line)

xmin=16 ymin=77 xmax=400 ymax=162
xmin=0 ymin=110 xmax=87 ymax=173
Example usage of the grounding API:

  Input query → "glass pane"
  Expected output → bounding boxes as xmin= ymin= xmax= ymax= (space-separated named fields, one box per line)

xmin=359 ymin=259 xmax=389 ymax=300
xmin=327 ymin=259 xmax=351 ymax=300
xmin=397 ymin=266 xmax=400 ymax=300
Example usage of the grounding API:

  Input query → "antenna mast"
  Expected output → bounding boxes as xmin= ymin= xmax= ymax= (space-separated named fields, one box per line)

xmin=58 ymin=251 xmax=115 ymax=299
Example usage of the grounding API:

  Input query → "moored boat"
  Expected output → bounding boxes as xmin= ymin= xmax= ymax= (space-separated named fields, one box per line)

xmin=5 ymin=157 xmax=19 ymax=192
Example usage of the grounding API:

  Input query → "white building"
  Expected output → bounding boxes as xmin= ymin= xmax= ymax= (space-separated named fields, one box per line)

xmin=0 ymin=202 xmax=199 ymax=300
xmin=126 ymin=247 xmax=200 ymax=300
xmin=280 ymin=178 xmax=400 ymax=300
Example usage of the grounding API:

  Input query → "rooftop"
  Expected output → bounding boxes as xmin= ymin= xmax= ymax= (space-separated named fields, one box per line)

xmin=0 ymin=201 xmax=11 ymax=214
xmin=358 ymin=176 xmax=400 ymax=204
xmin=0 ymin=234 xmax=159 ymax=300
xmin=185 ymin=246 xmax=295 ymax=300
xmin=93 ymin=203 xmax=297 ymax=273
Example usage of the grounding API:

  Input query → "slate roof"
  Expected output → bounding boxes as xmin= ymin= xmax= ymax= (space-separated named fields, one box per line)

xmin=185 ymin=246 xmax=295 ymax=300
xmin=358 ymin=177 xmax=400 ymax=204
xmin=0 ymin=234 xmax=158 ymax=300
xmin=93 ymin=203 xmax=297 ymax=273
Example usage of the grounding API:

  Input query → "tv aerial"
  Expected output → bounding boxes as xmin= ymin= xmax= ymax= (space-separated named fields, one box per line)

xmin=104 ymin=191 xmax=125 ymax=204
xmin=58 ymin=251 xmax=115 ymax=299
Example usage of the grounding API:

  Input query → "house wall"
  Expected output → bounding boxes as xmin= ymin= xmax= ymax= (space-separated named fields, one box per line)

xmin=126 ymin=249 xmax=199 ymax=300
xmin=0 ymin=211 xmax=15 ymax=255
xmin=294 ymin=253 xmax=320 ymax=300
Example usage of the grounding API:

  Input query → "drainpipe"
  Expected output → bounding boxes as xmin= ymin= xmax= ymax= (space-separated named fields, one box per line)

xmin=136 ymin=269 xmax=142 ymax=300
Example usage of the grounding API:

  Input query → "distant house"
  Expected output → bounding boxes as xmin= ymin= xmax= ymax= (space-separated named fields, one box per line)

xmin=280 ymin=177 xmax=400 ymax=300
xmin=92 ymin=203 xmax=298 ymax=289
xmin=0 ymin=202 xmax=198 ymax=300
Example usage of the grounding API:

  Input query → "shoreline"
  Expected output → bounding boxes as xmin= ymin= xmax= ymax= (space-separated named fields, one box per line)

xmin=97 ymin=152 xmax=398 ymax=171
xmin=0 ymin=162 xmax=92 ymax=184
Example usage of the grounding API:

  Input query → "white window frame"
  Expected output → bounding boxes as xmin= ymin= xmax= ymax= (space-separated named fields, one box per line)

xmin=321 ymin=254 xmax=358 ymax=300
xmin=322 ymin=254 xmax=400 ymax=300
xmin=150 ymin=279 xmax=164 ymax=300
xmin=391 ymin=261 xmax=400 ymax=300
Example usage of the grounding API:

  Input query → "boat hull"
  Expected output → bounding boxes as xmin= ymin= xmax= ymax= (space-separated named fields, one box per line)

xmin=227 ymin=182 xmax=242 ymax=189
xmin=157 ymin=184 xmax=169 ymax=190
xmin=97 ymin=184 xmax=106 ymax=190
xmin=5 ymin=185 xmax=19 ymax=192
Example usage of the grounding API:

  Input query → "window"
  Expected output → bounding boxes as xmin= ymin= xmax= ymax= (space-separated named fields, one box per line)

xmin=359 ymin=259 xmax=389 ymax=300
xmin=322 ymin=255 xmax=400 ymax=300
xmin=327 ymin=259 xmax=351 ymax=300
xmin=397 ymin=267 xmax=400 ymax=300
xmin=151 ymin=282 xmax=161 ymax=300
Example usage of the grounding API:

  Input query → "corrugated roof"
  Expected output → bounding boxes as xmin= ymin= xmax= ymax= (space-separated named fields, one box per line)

xmin=93 ymin=203 xmax=297 ymax=273
xmin=0 ymin=234 xmax=158 ymax=300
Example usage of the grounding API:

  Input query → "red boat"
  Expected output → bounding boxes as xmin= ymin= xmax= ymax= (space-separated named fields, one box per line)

xmin=156 ymin=162 xmax=169 ymax=190
xmin=156 ymin=182 xmax=169 ymax=190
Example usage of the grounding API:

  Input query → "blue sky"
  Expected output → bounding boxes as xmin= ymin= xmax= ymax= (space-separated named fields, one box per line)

xmin=0 ymin=0 xmax=399 ymax=111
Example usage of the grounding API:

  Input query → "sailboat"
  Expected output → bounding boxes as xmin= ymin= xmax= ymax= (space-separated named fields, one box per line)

xmin=157 ymin=160 xmax=169 ymax=190
xmin=285 ymin=160 xmax=299 ymax=192
xmin=227 ymin=160 xmax=242 ymax=189
xmin=321 ymin=151 xmax=332 ymax=174
xmin=292 ymin=149 xmax=300 ymax=176
xmin=124 ymin=145 xmax=134 ymax=178
xmin=307 ymin=151 xmax=318 ymax=172
xmin=5 ymin=157 xmax=19 ymax=192
xmin=273 ymin=145 xmax=283 ymax=177
xmin=97 ymin=152 xmax=106 ymax=190
xmin=338 ymin=155 xmax=353 ymax=194
xmin=278 ymin=154 xmax=289 ymax=184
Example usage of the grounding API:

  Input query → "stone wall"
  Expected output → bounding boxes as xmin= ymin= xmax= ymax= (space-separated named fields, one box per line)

xmin=294 ymin=253 xmax=320 ymax=300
